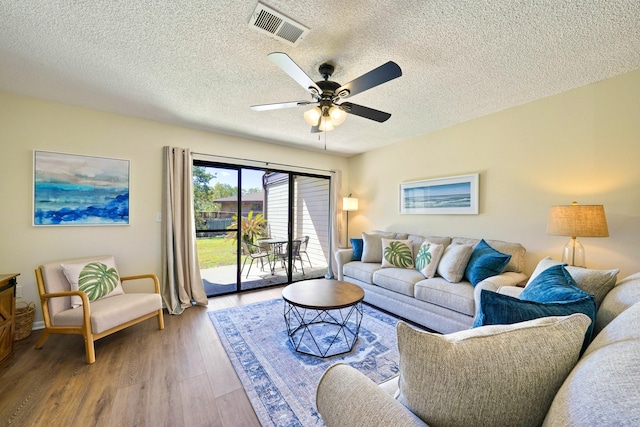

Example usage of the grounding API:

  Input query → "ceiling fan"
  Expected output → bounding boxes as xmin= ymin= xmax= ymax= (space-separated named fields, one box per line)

xmin=251 ymin=52 xmax=402 ymax=132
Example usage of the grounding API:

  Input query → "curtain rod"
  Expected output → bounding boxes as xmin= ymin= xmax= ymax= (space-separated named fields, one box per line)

xmin=190 ymin=151 xmax=336 ymax=174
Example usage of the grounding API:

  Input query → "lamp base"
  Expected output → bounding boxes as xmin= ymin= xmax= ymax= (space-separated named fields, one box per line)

xmin=561 ymin=237 xmax=585 ymax=267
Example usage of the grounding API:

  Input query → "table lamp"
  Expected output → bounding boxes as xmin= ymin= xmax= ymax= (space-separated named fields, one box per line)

xmin=546 ymin=202 xmax=609 ymax=267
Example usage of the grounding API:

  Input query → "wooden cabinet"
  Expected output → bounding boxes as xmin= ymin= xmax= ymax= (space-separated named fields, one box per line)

xmin=0 ymin=274 xmax=19 ymax=367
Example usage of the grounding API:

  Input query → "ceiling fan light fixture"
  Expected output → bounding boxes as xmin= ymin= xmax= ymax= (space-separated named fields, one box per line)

xmin=318 ymin=116 xmax=335 ymax=132
xmin=303 ymin=106 xmax=322 ymax=125
xmin=329 ymin=106 xmax=347 ymax=126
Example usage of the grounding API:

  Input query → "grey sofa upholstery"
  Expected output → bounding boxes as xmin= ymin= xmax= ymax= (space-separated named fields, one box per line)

xmin=316 ymin=273 xmax=640 ymax=427
xmin=335 ymin=232 xmax=527 ymax=333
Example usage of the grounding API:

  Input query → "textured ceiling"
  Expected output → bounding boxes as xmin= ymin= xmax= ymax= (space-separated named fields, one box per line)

xmin=1 ymin=1 xmax=639 ymax=156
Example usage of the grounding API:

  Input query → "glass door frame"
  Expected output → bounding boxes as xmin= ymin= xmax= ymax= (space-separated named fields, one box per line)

xmin=193 ymin=159 xmax=332 ymax=294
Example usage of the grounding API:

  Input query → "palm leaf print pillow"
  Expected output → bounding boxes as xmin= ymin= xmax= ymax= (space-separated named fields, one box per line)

xmin=415 ymin=241 xmax=445 ymax=278
xmin=61 ymin=256 xmax=125 ymax=307
xmin=381 ymin=239 xmax=415 ymax=268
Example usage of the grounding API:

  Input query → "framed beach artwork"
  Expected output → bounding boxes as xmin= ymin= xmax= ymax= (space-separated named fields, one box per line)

xmin=33 ymin=150 xmax=130 ymax=226
xmin=399 ymin=173 xmax=479 ymax=215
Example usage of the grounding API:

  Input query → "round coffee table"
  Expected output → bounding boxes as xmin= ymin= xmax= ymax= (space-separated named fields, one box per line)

xmin=282 ymin=279 xmax=365 ymax=358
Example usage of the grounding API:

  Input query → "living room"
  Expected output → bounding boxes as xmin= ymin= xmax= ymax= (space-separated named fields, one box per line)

xmin=1 ymin=1 xmax=640 ymax=426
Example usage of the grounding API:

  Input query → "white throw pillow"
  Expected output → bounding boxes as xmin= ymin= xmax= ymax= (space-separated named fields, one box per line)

xmin=361 ymin=232 xmax=395 ymax=263
xmin=61 ymin=256 xmax=124 ymax=307
xmin=381 ymin=239 xmax=414 ymax=268
xmin=414 ymin=241 xmax=444 ymax=278
xmin=396 ymin=314 xmax=591 ymax=427
xmin=436 ymin=243 xmax=473 ymax=282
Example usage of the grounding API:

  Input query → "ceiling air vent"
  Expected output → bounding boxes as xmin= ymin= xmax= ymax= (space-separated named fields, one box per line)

xmin=248 ymin=2 xmax=309 ymax=46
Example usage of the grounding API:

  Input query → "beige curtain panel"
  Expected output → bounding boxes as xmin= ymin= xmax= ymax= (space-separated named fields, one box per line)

xmin=162 ymin=146 xmax=208 ymax=314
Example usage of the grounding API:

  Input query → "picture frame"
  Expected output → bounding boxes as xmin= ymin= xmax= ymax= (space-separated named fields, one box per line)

xmin=33 ymin=150 xmax=130 ymax=226
xmin=399 ymin=173 xmax=479 ymax=215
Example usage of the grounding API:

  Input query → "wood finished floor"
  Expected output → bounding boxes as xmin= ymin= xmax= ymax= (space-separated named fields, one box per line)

xmin=0 ymin=286 xmax=285 ymax=427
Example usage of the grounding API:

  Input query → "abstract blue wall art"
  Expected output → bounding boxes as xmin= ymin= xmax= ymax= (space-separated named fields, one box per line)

xmin=33 ymin=151 xmax=130 ymax=226
xmin=400 ymin=174 xmax=479 ymax=214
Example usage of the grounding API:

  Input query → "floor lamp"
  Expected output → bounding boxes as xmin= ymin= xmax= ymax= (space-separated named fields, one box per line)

xmin=343 ymin=195 xmax=358 ymax=247
xmin=546 ymin=202 xmax=609 ymax=267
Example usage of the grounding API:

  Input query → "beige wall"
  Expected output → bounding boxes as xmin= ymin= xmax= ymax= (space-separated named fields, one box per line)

xmin=347 ymin=68 xmax=640 ymax=279
xmin=0 ymin=91 xmax=349 ymax=323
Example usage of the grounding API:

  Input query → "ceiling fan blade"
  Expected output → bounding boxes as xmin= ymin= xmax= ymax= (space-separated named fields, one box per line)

xmin=268 ymin=52 xmax=322 ymax=96
xmin=336 ymin=61 xmax=402 ymax=98
xmin=251 ymin=101 xmax=314 ymax=111
xmin=339 ymin=102 xmax=392 ymax=122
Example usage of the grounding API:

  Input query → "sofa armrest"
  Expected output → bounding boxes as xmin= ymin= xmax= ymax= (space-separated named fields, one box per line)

xmin=473 ymin=272 xmax=528 ymax=314
xmin=316 ymin=364 xmax=428 ymax=427
xmin=335 ymin=249 xmax=354 ymax=281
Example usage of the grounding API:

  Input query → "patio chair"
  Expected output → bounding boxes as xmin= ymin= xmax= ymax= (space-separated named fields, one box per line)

xmin=241 ymin=241 xmax=271 ymax=278
xmin=34 ymin=255 xmax=164 ymax=364
xmin=296 ymin=235 xmax=312 ymax=267
xmin=274 ymin=239 xmax=305 ymax=276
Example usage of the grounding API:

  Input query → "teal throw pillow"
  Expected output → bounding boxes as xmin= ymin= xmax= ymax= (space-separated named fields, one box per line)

xmin=464 ymin=239 xmax=512 ymax=286
xmin=351 ymin=238 xmax=363 ymax=261
xmin=520 ymin=264 xmax=591 ymax=303
xmin=473 ymin=290 xmax=596 ymax=353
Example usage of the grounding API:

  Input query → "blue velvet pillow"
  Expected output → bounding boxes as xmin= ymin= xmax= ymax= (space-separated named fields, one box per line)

xmin=351 ymin=238 xmax=363 ymax=261
xmin=464 ymin=239 xmax=512 ymax=286
xmin=520 ymin=264 xmax=590 ymax=303
xmin=474 ymin=290 xmax=596 ymax=352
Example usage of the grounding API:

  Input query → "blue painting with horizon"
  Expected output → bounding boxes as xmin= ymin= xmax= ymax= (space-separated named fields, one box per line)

xmin=34 ymin=151 xmax=130 ymax=225
xmin=403 ymin=182 xmax=471 ymax=209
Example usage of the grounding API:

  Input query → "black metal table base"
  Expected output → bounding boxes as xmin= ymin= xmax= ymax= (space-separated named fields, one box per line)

xmin=283 ymin=300 xmax=363 ymax=358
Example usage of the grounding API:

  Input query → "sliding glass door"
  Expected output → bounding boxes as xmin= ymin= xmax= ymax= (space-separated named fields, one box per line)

xmin=193 ymin=160 xmax=331 ymax=296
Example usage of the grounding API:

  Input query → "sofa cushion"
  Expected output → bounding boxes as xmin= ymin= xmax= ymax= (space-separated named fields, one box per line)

xmin=474 ymin=290 xmax=596 ymax=351
xmin=60 ymin=256 xmax=125 ymax=307
xmin=544 ymin=302 xmax=640 ymax=426
xmin=361 ymin=232 xmax=396 ymax=263
xmin=374 ymin=268 xmax=426 ymax=297
xmin=414 ymin=278 xmax=475 ymax=316
xmin=414 ymin=242 xmax=444 ymax=278
xmin=53 ymin=293 xmax=161 ymax=333
xmin=464 ymin=239 xmax=512 ymax=286
xmin=350 ymin=238 xmax=363 ymax=261
xmin=343 ymin=261 xmax=382 ymax=284
xmin=527 ymin=257 xmax=618 ymax=308
xmin=381 ymin=239 xmax=414 ymax=269
xmin=436 ymin=243 xmax=474 ymax=282
xmin=396 ymin=314 xmax=591 ymax=427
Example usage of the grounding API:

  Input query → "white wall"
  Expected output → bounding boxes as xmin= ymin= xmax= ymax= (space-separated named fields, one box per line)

xmin=347 ymin=68 xmax=640 ymax=279
xmin=0 ymin=91 xmax=349 ymax=322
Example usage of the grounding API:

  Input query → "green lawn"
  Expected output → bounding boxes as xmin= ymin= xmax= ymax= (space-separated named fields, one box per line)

xmin=196 ymin=236 xmax=241 ymax=269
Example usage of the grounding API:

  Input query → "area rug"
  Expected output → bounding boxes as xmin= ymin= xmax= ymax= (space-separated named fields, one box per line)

xmin=209 ymin=298 xmax=402 ymax=427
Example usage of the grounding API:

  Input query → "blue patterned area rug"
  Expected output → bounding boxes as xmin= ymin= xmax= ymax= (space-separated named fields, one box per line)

xmin=209 ymin=298 xmax=401 ymax=427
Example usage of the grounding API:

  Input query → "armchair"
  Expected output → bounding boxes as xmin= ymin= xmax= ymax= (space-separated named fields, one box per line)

xmin=34 ymin=255 xmax=164 ymax=364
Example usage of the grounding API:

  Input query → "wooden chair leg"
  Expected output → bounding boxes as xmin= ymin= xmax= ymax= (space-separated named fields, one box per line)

xmin=34 ymin=329 xmax=51 ymax=349
xmin=84 ymin=335 xmax=96 ymax=364
xmin=157 ymin=309 xmax=165 ymax=330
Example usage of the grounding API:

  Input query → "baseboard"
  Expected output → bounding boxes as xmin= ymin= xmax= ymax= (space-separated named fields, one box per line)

xmin=32 ymin=321 xmax=45 ymax=330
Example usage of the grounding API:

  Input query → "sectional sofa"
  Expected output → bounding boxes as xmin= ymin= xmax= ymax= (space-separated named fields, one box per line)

xmin=335 ymin=231 xmax=527 ymax=333
xmin=318 ymin=265 xmax=640 ymax=426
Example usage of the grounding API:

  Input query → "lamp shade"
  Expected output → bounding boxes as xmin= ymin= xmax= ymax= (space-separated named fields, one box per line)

xmin=343 ymin=197 xmax=358 ymax=211
xmin=546 ymin=203 xmax=609 ymax=238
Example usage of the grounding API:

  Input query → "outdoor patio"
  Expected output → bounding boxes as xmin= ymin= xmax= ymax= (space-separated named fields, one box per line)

xmin=201 ymin=262 xmax=329 ymax=296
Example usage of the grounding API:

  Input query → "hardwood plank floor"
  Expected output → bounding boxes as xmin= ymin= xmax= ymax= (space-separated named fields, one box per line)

xmin=0 ymin=286 xmax=285 ymax=427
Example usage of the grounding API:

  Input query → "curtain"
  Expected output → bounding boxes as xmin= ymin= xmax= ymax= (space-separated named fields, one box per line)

xmin=327 ymin=170 xmax=342 ymax=279
xmin=161 ymin=146 xmax=208 ymax=314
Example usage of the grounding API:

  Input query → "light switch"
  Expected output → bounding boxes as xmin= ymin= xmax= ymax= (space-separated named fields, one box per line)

xmin=156 ymin=212 xmax=162 ymax=222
